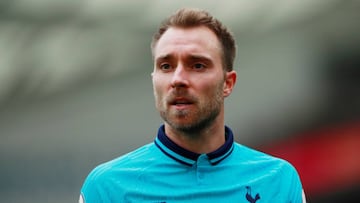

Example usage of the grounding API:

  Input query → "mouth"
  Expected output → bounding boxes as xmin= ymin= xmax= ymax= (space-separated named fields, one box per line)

xmin=169 ymin=97 xmax=194 ymax=107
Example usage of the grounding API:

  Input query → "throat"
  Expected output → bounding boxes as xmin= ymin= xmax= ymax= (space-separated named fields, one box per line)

xmin=166 ymin=125 xmax=225 ymax=154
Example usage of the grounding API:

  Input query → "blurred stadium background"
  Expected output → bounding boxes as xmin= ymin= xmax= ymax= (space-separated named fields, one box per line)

xmin=0 ymin=0 xmax=359 ymax=202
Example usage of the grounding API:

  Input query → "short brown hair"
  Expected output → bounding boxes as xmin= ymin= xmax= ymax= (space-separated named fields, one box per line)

xmin=151 ymin=8 xmax=236 ymax=72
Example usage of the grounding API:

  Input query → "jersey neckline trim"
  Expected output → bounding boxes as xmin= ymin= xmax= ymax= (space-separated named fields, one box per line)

xmin=154 ymin=125 xmax=234 ymax=166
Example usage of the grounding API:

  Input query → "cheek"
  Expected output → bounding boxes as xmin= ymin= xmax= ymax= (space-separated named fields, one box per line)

xmin=153 ymin=74 xmax=171 ymax=92
xmin=152 ymin=79 xmax=166 ymax=104
xmin=202 ymin=78 xmax=224 ymax=95
xmin=152 ymin=76 xmax=160 ymax=90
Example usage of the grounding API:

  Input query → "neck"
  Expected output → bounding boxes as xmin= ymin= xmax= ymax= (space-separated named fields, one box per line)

xmin=164 ymin=118 xmax=225 ymax=154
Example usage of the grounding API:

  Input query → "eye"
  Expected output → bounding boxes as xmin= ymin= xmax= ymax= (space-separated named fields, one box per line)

xmin=159 ymin=63 xmax=172 ymax=71
xmin=193 ymin=63 xmax=206 ymax=70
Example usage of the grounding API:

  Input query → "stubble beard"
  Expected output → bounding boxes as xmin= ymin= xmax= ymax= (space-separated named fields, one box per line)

xmin=156 ymin=85 xmax=224 ymax=136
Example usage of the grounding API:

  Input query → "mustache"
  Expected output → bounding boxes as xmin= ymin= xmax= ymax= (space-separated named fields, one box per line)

xmin=166 ymin=90 xmax=197 ymax=104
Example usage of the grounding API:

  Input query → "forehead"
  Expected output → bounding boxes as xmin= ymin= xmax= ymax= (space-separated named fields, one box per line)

xmin=153 ymin=26 xmax=222 ymax=59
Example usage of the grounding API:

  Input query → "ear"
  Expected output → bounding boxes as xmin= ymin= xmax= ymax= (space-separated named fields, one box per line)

xmin=223 ymin=70 xmax=237 ymax=97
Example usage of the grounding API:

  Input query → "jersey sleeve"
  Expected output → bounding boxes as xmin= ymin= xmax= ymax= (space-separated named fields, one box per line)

xmin=286 ymin=163 xmax=306 ymax=203
xmin=80 ymin=166 xmax=111 ymax=203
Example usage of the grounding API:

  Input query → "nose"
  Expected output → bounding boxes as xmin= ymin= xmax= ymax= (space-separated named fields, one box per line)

xmin=171 ymin=64 xmax=189 ymax=88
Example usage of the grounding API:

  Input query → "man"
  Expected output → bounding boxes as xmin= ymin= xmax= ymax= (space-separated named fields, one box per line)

xmin=80 ymin=8 xmax=306 ymax=202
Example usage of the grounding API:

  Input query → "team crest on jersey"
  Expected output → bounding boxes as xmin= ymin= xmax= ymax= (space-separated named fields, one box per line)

xmin=245 ymin=186 xmax=260 ymax=203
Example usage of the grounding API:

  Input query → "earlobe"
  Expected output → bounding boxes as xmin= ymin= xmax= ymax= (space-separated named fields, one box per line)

xmin=223 ymin=71 xmax=237 ymax=97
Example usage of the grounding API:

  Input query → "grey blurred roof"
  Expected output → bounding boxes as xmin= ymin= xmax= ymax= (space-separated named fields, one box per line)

xmin=1 ymin=0 xmax=359 ymax=102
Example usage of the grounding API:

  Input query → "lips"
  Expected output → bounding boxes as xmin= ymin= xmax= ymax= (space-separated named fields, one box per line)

xmin=168 ymin=97 xmax=194 ymax=106
xmin=171 ymin=98 xmax=193 ymax=105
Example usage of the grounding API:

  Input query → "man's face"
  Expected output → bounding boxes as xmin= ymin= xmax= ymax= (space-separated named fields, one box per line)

xmin=152 ymin=26 xmax=232 ymax=133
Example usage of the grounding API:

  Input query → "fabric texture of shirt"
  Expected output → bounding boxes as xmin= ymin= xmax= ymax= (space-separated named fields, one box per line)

xmin=80 ymin=125 xmax=304 ymax=203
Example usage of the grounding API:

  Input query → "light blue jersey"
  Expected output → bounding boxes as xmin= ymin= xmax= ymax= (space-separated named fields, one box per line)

xmin=80 ymin=125 xmax=305 ymax=203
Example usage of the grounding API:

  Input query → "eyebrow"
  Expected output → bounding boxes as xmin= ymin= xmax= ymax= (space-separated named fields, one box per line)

xmin=188 ymin=54 xmax=212 ymax=64
xmin=155 ymin=54 xmax=173 ymax=62
xmin=155 ymin=54 xmax=213 ymax=63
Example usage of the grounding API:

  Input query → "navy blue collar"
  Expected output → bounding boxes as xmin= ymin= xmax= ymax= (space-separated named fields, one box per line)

xmin=154 ymin=125 xmax=234 ymax=166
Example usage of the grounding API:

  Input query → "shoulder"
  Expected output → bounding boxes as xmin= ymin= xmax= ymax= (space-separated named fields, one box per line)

xmin=232 ymin=142 xmax=299 ymax=174
xmin=85 ymin=142 xmax=158 ymax=182
xmin=233 ymin=143 xmax=302 ymax=185
xmin=80 ymin=142 xmax=160 ymax=201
